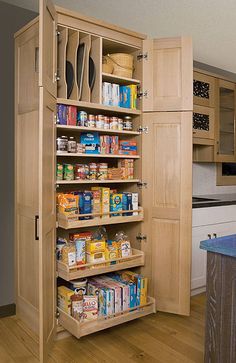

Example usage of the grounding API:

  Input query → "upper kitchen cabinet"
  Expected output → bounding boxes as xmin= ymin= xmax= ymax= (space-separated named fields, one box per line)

xmin=215 ymin=79 xmax=236 ymax=162
xmin=142 ymin=37 xmax=193 ymax=112
xmin=193 ymin=71 xmax=216 ymax=108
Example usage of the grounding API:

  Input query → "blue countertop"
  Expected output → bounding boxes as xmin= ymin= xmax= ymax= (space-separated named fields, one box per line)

xmin=200 ymin=234 xmax=236 ymax=257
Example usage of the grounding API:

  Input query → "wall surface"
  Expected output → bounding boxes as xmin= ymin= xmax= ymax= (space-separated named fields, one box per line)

xmin=193 ymin=163 xmax=236 ymax=196
xmin=0 ymin=1 xmax=37 ymax=307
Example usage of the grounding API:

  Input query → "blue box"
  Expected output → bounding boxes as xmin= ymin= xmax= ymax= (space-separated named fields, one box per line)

xmin=120 ymin=86 xmax=131 ymax=108
xmin=57 ymin=104 xmax=67 ymax=125
xmin=122 ymin=193 xmax=132 ymax=216
xmin=80 ymin=132 xmax=100 ymax=154
xmin=78 ymin=192 xmax=92 ymax=220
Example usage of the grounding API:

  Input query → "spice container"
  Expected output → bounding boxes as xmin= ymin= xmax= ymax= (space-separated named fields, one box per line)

xmin=68 ymin=136 xmax=77 ymax=153
xmin=63 ymin=164 xmax=74 ymax=180
xmin=57 ymin=136 xmax=68 ymax=153
xmin=123 ymin=116 xmax=133 ymax=130
xmin=56 ymin=163 xmax=63 ymax=180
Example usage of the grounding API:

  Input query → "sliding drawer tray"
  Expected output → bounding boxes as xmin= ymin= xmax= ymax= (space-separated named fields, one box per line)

xmin=58 ymin=297 xmax=155 ymax=339
xmin=57 ymin=248 xmax=145 ymax=281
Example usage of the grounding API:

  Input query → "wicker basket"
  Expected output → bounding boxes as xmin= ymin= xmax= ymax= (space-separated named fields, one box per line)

xmin=104 ymin=53 xmax=134 ymax=78
xmin=102 ymin=56 xmax=113 ymax=74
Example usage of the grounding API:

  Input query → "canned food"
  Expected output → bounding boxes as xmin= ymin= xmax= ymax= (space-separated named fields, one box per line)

xmin=74 ymin=164 xmax=89 ymax=180
xmin=88 ymin=114 xmax=96 ymax=128
xmin=110 ymin=117 xmax=118 ymax=130
xmin=68 ymin=137 xmax=77 ymax=153
xmin=77 ymin=111 xmax=87 ymax=126
xmin=96 ymin=115 xmax=104 ymax=129
xmin=89 ymin=163 xmax=97 ymax=180
xmin=77 ymin=143 xmax=86 ymax=154
xmin=57 ymin=136 xmax=68 ymax=153
xmin=97 ymin=163 xmax=108 ymax=180
xmin=104 ymin=116 xmax=110 ymax=130
xmin=63 ymin=164 xmax=74 ymax=180
xmin=56 ymin=163 xmax=63 ymax=180
xmin=118 ymin=118 xmax=123 ymax=131
xmin=123 ymin=116 xmax=133 ymax=130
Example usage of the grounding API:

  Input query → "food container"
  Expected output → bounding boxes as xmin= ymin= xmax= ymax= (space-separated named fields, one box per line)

xmin=63 ymin=164 xmax=74 ymax=180
xmin=123 ymin=116 xmax=133 ymax=130
xmin=77 ymin=143 xmax=86 ymax=154
xmin=74 ymin=164 xmax=89 ymax=180
xmin=56 ymin=163 xmax=63 ymax=180
xmin=68 ymin=136 xmax=77 ymax=153
xmin=57 ymin=136 xmax=68 ymax=153
xmin=110 ymin=117 xmax=118 ymax=130
xmin=61 ymin=243 xmax=76 ymax=267
xmin=71 ymin=278 xmax=87 ymax=295
xmin=96 ymin=115 xmax=105 ymax=129
xmin=87 ymin=114 xmax=96 ymax=128
xmin=97 ymin=163 xmax=108 ymax=180
xmin=104 ymin=116 xmax=110 ymax=130
xmin=89 ymin=163 xmax=97 ymax=180
xmin=77 ymin=111 xmax=87 ymax=126
xmin=104 ymin=53 xmax=134 ymax=78
xmin=118 ymin=118 xmax=123 ymax=131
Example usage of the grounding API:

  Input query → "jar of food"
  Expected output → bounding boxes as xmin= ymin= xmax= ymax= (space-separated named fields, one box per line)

xmin=87 ymin=114 xmax=95 ymax=128
xmin=57 ymin=136 xmax=68 ymax=153
xmin=68 ymin=136 xmax=77 ymax=153
xmin=71 ymin=292 xmax=84 ymax=321
xmin=110 ymin=116 xmax=118 ymax=130
xmin=56 ymin=163 xmax=63 ymax=180
xmin=104 ymin=116 xmax=110 ymax=130
xmin=77 ymin=111 xmax=87 ymax=126
xmin=63 ymin=164 xmax=74 ymax=180
xmin=123 ymin=116 xmax=133 ymax=130
xmin=118 ymin=118 xmax=123 ymax=131
xmin=96 ymin=115 xmax=104 ymax=129
xmin=89 ymin=163 xmax=97 ymax=180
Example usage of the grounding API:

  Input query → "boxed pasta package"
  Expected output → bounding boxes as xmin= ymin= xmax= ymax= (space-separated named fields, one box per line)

xmin=57 ymin=193 xmax=79 ymax=221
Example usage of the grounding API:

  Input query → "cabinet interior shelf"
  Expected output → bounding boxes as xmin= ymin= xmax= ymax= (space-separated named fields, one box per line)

xmin=56 ymin=179 xmax=140 ymax=185
xmin=57 ymin=208 xmax=144 ymax=229
xmin=57 ymin=125 xmax=140 ymax=136
xmin=58 ymin=296 xmax=155 ymax=339
xmin=56 ymin=152 xmax=140 ymax=159
xmin=57 ymin=248 xmax=144 ymax=281
xmin=102 ymin=72 xmax=140 ymax=85
xmin=57 ymin=98 xmax=141 ymax=116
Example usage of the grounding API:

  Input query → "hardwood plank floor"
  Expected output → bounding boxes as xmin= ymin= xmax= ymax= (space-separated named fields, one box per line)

xmin=0 ymin=294 xmax=205 ymax=363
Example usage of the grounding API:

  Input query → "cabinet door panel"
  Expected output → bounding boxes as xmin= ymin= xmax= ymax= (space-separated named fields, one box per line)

xmin=39 ymin=0 xmax=57 ymax=97
xmin=142 ymin=112 xmax=192 ymax=315
xmin=193 ymin=71 xmax=216 ymax=108
xmin=193 ymin=105 xmax=215 ymax=140
xmin=39 ymin=87 xmax=56 ymax=362
xmin=143 ymin=37 xmax=193 ymax=112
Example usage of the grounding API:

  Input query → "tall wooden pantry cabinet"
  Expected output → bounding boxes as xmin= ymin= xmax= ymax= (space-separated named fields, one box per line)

xmin=15 ymin=0 xmax=193 ymax=361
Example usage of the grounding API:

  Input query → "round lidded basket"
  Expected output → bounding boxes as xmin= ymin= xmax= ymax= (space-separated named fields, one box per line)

xmin=104 ymin=53 xmax=134 ymax=78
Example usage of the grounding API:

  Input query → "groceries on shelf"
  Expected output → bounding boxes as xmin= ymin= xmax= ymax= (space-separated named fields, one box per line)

xmin=58 ymin=270 xmax=148 ymax=322
xmin=56 ymin=159 xmax=134 ymax=181
xmin=57 ymin=104 xmax=133 ymax=130
xmin=57 ymin=189 xmax=139 ymax=221
xmin=102 ymin=83 xmax=137 ymax=109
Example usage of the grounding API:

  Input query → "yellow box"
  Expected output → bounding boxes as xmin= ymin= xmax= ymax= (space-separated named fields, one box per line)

xmin=87 ymin=239 xmax=106 ymax=254
xmin=140 ymin=277 xmax=148 ymax=305
xmin=57 ymin=286 xmax=74 ymax=315
xmin=92 ymin=187 xmax=110 ymax=218
xmin=86 ymin=251 xmax=106 ymax=264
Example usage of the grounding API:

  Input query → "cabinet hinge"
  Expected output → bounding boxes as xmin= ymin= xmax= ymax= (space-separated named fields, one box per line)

xmin=136 ymin=233 xmax=147 ymax=242
xmin=137 ymin=52 xmax=148 ymax=61
xmin=137 ymin=126 xmax=148 ymax=134
xmin=54 ymin=72 xmax=60 ymax=82
xmin=56 ymin=309 xmax=60 ymax=320
xmin=137 ymin=181 xmax=147 ymax=188
xmin=137 ymin=90 xmax=148 ymax=99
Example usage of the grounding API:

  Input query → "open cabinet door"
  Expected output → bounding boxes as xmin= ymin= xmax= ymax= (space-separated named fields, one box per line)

xmin=142 ymin=37 xmax=193 ymax=112
xmin=142 ymin=112 xmax=192 ymax=315
xmin=39 ymin=0 xmax=57 ymax=361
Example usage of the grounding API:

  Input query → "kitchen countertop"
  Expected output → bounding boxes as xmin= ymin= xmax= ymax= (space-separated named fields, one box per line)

xmin=200 ymin=234 xmax=236 ymax=257
xmin=192 ymin=193 xmax=236 ymax=208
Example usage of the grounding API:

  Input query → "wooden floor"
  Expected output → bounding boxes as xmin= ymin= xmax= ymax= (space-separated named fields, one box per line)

xmin=0 ymin=294 xmax=205 ymax=363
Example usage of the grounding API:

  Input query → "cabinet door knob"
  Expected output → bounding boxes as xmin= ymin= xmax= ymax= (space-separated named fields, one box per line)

xmin=213 ymin=233 xmax=217 ymax=238
xmin=207 ymin=234 xmax=211 ymax=239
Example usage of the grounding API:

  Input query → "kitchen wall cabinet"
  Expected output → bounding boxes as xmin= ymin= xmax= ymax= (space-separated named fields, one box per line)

xmin=193 ymin=104 xmax=215 ymax=141
xmin=191 ymin=206 xmax=236 ymax=295
xmin=193 ymin=71 xmax=216 ymax=108
xmin=15 ymin=0 xmax=193 ymax=361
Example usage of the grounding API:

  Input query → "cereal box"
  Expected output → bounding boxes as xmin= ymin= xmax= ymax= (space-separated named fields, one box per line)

xmin=57 ymin=104 xmax=67 ymax=125
xmin=83 ymin=295 xmax=98 ymax=321
xmin=57 ymin=193 xmax=79 ymax=221
xmin=132 ymin=193 xmax=139 ymax=216
xmin=67 ymin=106 xmax=77 ymax=126
xmin=80 ymin=132 xmax=100 ymax=154
xmin=92 ymin=189 xmax=101 ymax=219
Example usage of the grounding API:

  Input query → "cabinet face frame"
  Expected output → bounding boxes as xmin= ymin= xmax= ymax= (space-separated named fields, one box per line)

xmin=215 ymin=79 xmax=236 ymax=162
xmin=193 ymin=104 xmax=215 ymax=141
xmin=193 ymin=71 xmax=216 ymax=108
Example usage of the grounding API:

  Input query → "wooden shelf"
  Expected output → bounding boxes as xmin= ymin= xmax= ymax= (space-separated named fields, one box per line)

xmin=57 ymin=98 xmax=141 ymax=115
xmin=56 ymin=179 xmax=140 ymax=185
xmin=57 ymin=208 xmax=144 ymax=229
xmin=57 ymin=125 xmax=140 ymax=136
xmin=57 ymin=248 xmax=144 ymax=281
xmin=102 ymin=72 xmax=140 ymax=85
xmin=58 ymin=297 xmax=155 ymax=339
xmin=56 ymin=152 xmax=139 ymax=159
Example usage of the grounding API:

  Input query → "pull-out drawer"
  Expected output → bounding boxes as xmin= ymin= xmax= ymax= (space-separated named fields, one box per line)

xmin=58 ymin=297 xmax=155 ymax=339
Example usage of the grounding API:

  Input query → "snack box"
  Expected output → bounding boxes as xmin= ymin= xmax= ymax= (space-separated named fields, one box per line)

xmin=92 ymin=187 xmax=110 ymax=219
xmin=69 ymin=231 xmax=92 ymax=242
xmin=80 ymin=132 xmax=100 ymax=154
xmin=119 ymin=86 xmax=131 ymax=109
xmin=87 ymin=239 xmax=106 ymax=253
xmin=118 ymin=271 xmax=147 ymax=306
xmin=110 ymin=136 xmax=119 ymax=155
xmin=122 ymin=192 xmax=133 ymax=216
xmin=111 ymin=83 xmax=120 ymax=107
xmin=92 ymin=189 xmax=102 ymax=219
xmin=89 ymin=277 xmax=115 ymax=315
xmin=83 ymin=295 xmax=98 ymax=321
xmin=110 ymin=193 xmax=123 ymax=217
xmin=98 ymin=277 xmax=122 ymax=314
xmin=100 ymin=135 xmax=110 ymax=154
xmin=77 ymin=192 xmax=92 ymax=220
xmin=67 ymin=105 xmax=77 ymax=126
xmin=57 ymin=104 xmax=67 ymax=125
xmin=75 ymin=239 xmax=86 ymax=265
xmin=102 ymin=82 xmax=112 ymax=106
xmin=128 ymin=85 xmax=137 ymax=109
xmin=86 ymin=251 xmax=106 ymax=264
xmin=57 ymin=286 xmax=74 ymax=315
xmin=105 ymin=241 xmax=119 ymax=265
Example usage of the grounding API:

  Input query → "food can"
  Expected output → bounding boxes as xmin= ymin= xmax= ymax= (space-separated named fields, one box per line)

xmin=57 ymin=136 xmax=68 ymax=153
xmin=89 ymin=163 xmax=97 ymax=180
xmin=110 ymin=117 xmax=118 ymax=130
xmin=77 ymin=111 xmax=87 ymax=126
xmin=68 ymin=137 xmax=77 ymax=153
xmin=104 ymin=116 xmax=110 ymax=130
xmin=63 ymin=164 xmax=74 ymax=180
xmin=88 ymin=114 xmax=95 ymax=128
xmin=118 ymin=118 xmax=123 ymax=131
xmin=96 ymin=115 xmax=104 ymax=129
xmin=123 ymin=116 xmax=133 ymax=130
xmin=56 ymin=163 xmax=63 ymax=180
xmin=74 ymin=164 xmax=89 ymax=180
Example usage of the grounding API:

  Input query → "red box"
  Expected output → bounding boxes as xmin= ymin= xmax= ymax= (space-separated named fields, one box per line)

xmin=67 ymin=106 xmax=77 ymax=126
